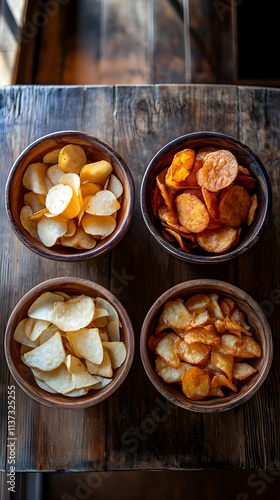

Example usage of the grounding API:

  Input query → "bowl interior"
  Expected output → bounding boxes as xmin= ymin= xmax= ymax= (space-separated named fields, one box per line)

xmin=142 ymin=132 xmax=271 ymax=263
xmin=5 ymin=278 xmax=134 ymax=408
xmin=6 ymin=132 xmax=134 ymax=260
xmin=141 ymin=280 xmax=273 ymax=412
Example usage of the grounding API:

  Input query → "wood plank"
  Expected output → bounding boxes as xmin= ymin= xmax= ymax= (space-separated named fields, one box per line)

xmin=237 ymin=86 xmax=280 ymax=469
xmin=107 ymin=84 xmax=245 ymax=470
xmin=0 ymin=85 xmax=113 ymax=471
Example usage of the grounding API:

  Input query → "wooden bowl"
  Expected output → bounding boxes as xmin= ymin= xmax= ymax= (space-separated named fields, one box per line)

xmin=5 ymin=131 xmax=135 ymax=261
xmin=140 ymin=131 xmax=271 ymax=263
xmin=4 ymin=277 xmax=135 ymax=409
xmin=140 ymin=279 xmax=273 ymax=413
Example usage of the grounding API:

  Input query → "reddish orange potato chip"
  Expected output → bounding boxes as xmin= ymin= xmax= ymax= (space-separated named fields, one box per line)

xmin=158 ymin=205 xmax=189 ymax=234
xmin=181 ymin=188 xmax=204 ymax=201
xmin=155 ymin=333 xmax=181 ymax=368
xmin=197 ymin=226 xmax=237 ymax=253
xmin=224 ymin=316 xmax=252 ymax=336
xmin=235 ymin=174 xmax=256 ymax=190
xmin=185 ymin=148 xmax=217 ymax=187
xmin=176 ymin=193 xmax=210 ymax=233
xmin=148 ymin=331 xmax=169 ymax=353
xmin=207 ymin=218 xmax=223 ymax=230
xmin=247 ymin=194 xmax=258 ymax=226
xmin=151 ymin=184 xmax=163 ymax=218
xmin=211 ymin=375 xmax=237 ymax=392
xmin=164 ymin=228 xmax=191 ymax=253
xmin=156 ymin=169 xmax=177 ymax=209
xmin=211 ymin=350 xmax=234 ymax=380
xmin=162 ymin=229 xmax=176 ymax=242
xmin=215 ymin=319 xmax=226 ymax=334
xmin=238 ymin=165 xmax=250 ymax=176
xmin=233 ymin=362 xmax=258 ymax=380
xmin=175 ymin=338 xmax=211 ymax=365
xmin=209 ymin=386 xmax=225 ymax=397
xmin=165 ymin=149 xmax=195 ymax=189
xmin=213 ymin=334 xmax=242 ymax=356
xmin=219 ymin=185 xmax=251 ymax=227
xmin=202 ymin=188 xmax=219 ymax=218
xmin=183 ymin=325 xmax=220 ymax=346
xmin=182 ymin=366 xmax=210 ymax=400
xmin=197 ymin=150 xmax=238 ymax=192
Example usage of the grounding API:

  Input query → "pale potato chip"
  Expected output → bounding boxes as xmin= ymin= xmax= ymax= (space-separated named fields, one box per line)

xmin=20 ymin=205 xmax=39 ymax=240
xmin=52 ymin=295 xmax=95 ymax=331
xmin=107 ymin=174 xmax=123 ymax=198
xmin=61 ymin=226 xmax=97 ymax=249
xmin=64 ymin=355 xmax=99 ymax=389
xmin=57 ymin=173 xmax=80 ymax=194
xmin=85 ymin=190 xmax=120 ymax=216
xmin=211 ymin=350 xmax=234 ymax=380
xmin=24 ymin=318 xmax=51 ymax=342
xmin=63 ymin=219 xmax=76 ymax=237
xmin=95 ymin=298 xmax=119 ymax=323
xmin=38 ymin=325 xmax=60 ymax=345
xmin=23 ymin=332 xmax=65 ymax=371
xmin=155 ymin=333 xmax=180 ymax=368
xmin=107 ymin=320 xmax=120 ymax=342
xmin=67 ymin=328 xmax=103 ymax=364
xmin=34 ymin=377 xmax=57 ymax=393
xmin=22 ymin=163 xmax=49 ymax=194
xmin=82 ymin=213 xmax=116 ymax=238
xmin=28 ymin=291 xmax=64 ymax=321
xmin=46 ymin=184 xmax=73 ymax=215
xmin=20 ymin=344 xmax=32 ymax=364
xmin=29 ymin=208 xmax=48 ymax=221
xmin=155 ymin=356 xmax=191 ymax=383
xmin=55 ymin=292 xmax=71 ymax=300
xmin=65 ymin=388 xmax=89 ymax=397
xmin=162 ymin=299 xmax=192 ymax=334
xmin=31 ymin=365 xmax=75 ymax=394
xmin=98 ymin=330 xmax=109 ymax=342
xmin=13 ymin=318 xmax=39 ymax=348
xmin=85 ymin=347 xmax=113 ymax=378
xmin=24 ymin=192 xmax=45 ymax=213
xmin=93 ymin=317 xmax=108 ymax=328
xmin=189 ymin=310 xmax=211 ymax=328
xmin=47 ymin=164 xmax=65 ymax=185
xmin=92 ymin=375 xmax=113 ymax=389
xmin=43 ymin=148 xmax=62 ymax=164
xmin=80 ymin=160 xmax=113 ymax=185
xmin=37 ymin=215 xmax=68 ymax=247
xmin=233 ymin=362 xmax=258 ymax=380
xmin=59 ymin=144 xmax=87 ymax=175
xmin=102 ymin=341 xmax=126 ymax=369
xmin=92 ymin=307 xmax=109 ymax=320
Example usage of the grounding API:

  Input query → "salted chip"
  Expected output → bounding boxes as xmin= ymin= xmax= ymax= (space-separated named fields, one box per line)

xmin=209 ymin=386 xmax=225 ymax=397
xmin=102 ymin=341 xmax=126 ymax=369
xmin=233 ymin=362 xmax=258 ymax=380
xmin=46 ymin=164 xmax=64 ymax=185
xmin=158 ymin=205 xmax=189 ymax=234
xmin=31 ymin=364 xmax=75 ymax=394
xmin=64 ymin=355 xmax=99 ymax=389
xmin=162 ymin=299 xmax=192 ymax=333
xmin=22 ymin=163 xmax=49 ymax=194
xmin=66 ymin=388 xmax=89 ymax=397
xmin=211 ymin=375 xmax=237 ymax=393
xmin=13 ymin=319 xmax=39 ymax=348
xmin=247 ymin=194 xmax=258 ymax=226
xmin=239 ymin=337 xmax=262 ymax=358
xmin=182 ymin=366 xmax=210 ymax=400
xmin=107 ymin=321 xmax=121 ymax=342
xmin=197 ymin=226 xmax=237 ymax=253
xmin=155 ymin=333 xmax=180 ymax=368
xmin=37 ymin=215 xmax=68 ymax=247
xmin=176 ymin=193 xmax=210 ymax=233
xmin=211 ymin=350 xmax=234 ymax=380
xmin=59 ymin=144 xmax=87 ymax=175
xmin=43 ymin=148 xmax=62 ymax=164
xmin=20 ymin=205 xmax=39 ymax=240
xmin=24 ymin=318 xmax=51 ymax=342
xmin=202 ymin=188 xmax=219 ymax=219
xmin=46 ymin=184 xmax=78 ymax=217
xmin=57 ymin=172 xmax=80 ymax=193
xmin=175 ymin=338 xmax=211 ymax=365
xmin=214 ymin=334 xmax=242 ymax=356
xmin=197 ymin=150 xmax=238 ymax=192
xmin=82 ymin=213 xmax=116 ymax=238
xmin=85 ymin=190 xmax=120 ymax=216
xmin=92 ymin=376 xmax=113 ymax=389
xmin=156 ymin=168 xmax=176 ymax=210
xmin=93 ymin=317 xmax=108 ymax=328
xmin=61 ymin=226 xmax=97 ymax=249
xmin=219 ymin=185 xmax=251 ymax=227
xmin=29 ymin=208 xmax=48 ymax=220
xmin=38 ymin=325 xmax=60 ymax=345
xmin=95 ymin=298 xmax=119 ymax=323
xmin=34 ymin=377 xmax=57 ymax=393
xmin=165 ymin=149 xmax=195 ymax=188
xmin=107 ymin=174 xmax=123 ymax=198
xmin=80 ymin=160 xmax=113 ymax=185
xmin=155 ymin=356 xmax=191 ymax=383
xmin=64 ymin=219 xmax=76 ymax=237
xmin=52 ymin=295 xmax=95 ymax=331
xmin=28 ymin=291 xmax=64 ymax=321
xmin=23 ymin=332 xmax=65 ymax=371
xmin=183 ymin=325 xmax=220 ymax=346
xmin=185 ymin=293 xmax=210 ymax=312
xmin=24 ymin=192 xmax=45 ymax=213
xmin=67 ymin=328 xmax=103 ymax=364
xmin=80 ymin=182 xmax=102 ymax=197
xmin=85 ymin=348 xmax=113 ymax=378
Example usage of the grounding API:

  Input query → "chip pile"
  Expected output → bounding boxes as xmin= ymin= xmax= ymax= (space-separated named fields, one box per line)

xmin=13 ymin=291 xmax=126 ymax=397
xmin=20 ymin=144 xmax=123 ymax=250
xmin=148 ymin=292 xmax=261 ymax=400
xmin=152 ymin=147 xmax=258 ymax=254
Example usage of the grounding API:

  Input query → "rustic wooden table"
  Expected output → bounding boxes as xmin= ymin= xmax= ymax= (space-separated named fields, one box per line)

xmin=0 ymin=84 xmax=279 ymax=472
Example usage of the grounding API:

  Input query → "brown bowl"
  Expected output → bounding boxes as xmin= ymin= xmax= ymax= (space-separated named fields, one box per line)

xmin=140 ymin=279 xmax=273 ymax=413
xmin=5 ymin=131 xmax=135 ymax=261
xmin=4 ymin=277 xmax=135 ymax=409
xmin=140 ymin=131 xmax=271 ymax=263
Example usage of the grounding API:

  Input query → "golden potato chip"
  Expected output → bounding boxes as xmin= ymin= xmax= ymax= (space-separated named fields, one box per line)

xmin=80 ymin=182 xmax=102 ymax=197
xmin=31 ymin=365 xmax=75 ymax=394
xmin=211 ymin=350 xmax=234 ymax=380
xmin=22 ymin=163 xmax=49 ymax=194
xmin=52 ymin=295 xmax=95 ymax=331
xmin=209 ymin=386 xmax=225 ymax=397
xmin=57 ymin=172 xmax=80 ymax=194
xmin=175 ymin=338 xmax=211 ymax=365
xmin=182 ymin=366 xmax=210 ymax=400
xmin=63 ymin=219 xmax=76 ymax=237
xmin=80 ymin=160 xmax=113 ymax=185
xmin=61 ymin=226 xmax=97 ymax=249
xmin=233 ymin=362 xmax=258 ymax=380
xmin=34 ymin=377 xmax=57 ymax=393
xmin=67 ymin=328 xmax=103 ymax=364
xmin=28 ymin=291 xmax=64 ymax=321
xmin=224 ymin=316 xmax=252 ymax=337
xmin=24 ymin=192 xmax=45 ymax=213
xmin=82 ymin=213 xmax=116 ymax=238
xmin=238 ymin=165 xmax=250 ymax=176
xmin=23 ymin=332 xmax=65 ymax=371
xmin=219 ymin=185 xmax=251 ymax=227
xmin=183 ymin=326 xmax=220 ymax=346
xmin=46 ymin=184 xmax=76 ymax=216
xmin=20 ymin=205 xmax=40 ymax=240
xmin=46 ymin=164 xmax=65 ymax=185
xmin=158 ymin=205 xmax=190 ymax=234
xmin=238 ymin=337 xmax=262 ymax=358
xmin=215 ymin=319 xmax=226 ymax=334
xmin=185 ymin=293 xmax=210 ymax=312
xmin=188 ymin=310 xmax=211 ymax=328
xmin=207 ymin=299 xmax=224 ymax=321
xmin=155 ymin=356 xmax=191 ymax=383
xmin=235 ymin=173 xmax=256 ymax=190
xmin=202 ymin=187 xmax=219 ymax=219
xmin=29 ymin=208 xmax=48 ymax=221
xmin=197 ymin=226 xmax=237 ymax=253
xmin=37 ymin=215 xmax=68 ymax=247
xmin=165 ymin=149 xmax=195 ymax=188
xmin=13 ymin=319 xmax=39 ymax=348
xmin=24 ymin=318 xmax=51 ymax=342
xmin=162 ymin=299 xmax=192 ymax=334
xmin=156 ymin=168 xmax=177 ymax=209
xmin=85 ymin=347 xmax=113 ymax=378
xmin=197 ymin=150 xmax=238 ymax=192
xmin=214 ymin=334 xmax=242 ymax=356
xmin=102 ymin=341 xmax=126 ymax=369
xmin=148 ymin=332 xmax=170 ymax=353
xmin=176 ymin=193 xmax=210 ymax=233
xmin=203 ymin=359 xmax=224 ymax=377
xmin=155 ymin=332 xmax=180 ymax=368
xmin=64 ymin=355 xmax=99 ymax=389
xmin=43 ymin=148 xmax=62 ymax=164
xmin=247 ymin=194 xmax=258 ymax=226
xmin=211 ymin=375 xmax=237 ymax=392
xmin=59 ymin=144 xmax=87 ymax=174
xmin=107 ymin=174 xmax=123 ymax=198
xmin=85 ymin=190 xmax=120 ymax=216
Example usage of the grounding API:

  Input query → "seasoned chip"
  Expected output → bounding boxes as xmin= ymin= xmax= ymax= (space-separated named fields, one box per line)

xmin=162 ymin=299 xmax=192 ymax=333
xmin=155 ymin=356 xmax=191 ymax=383
xmin=22 ymin=163 xmax=49 ymax=194
xmin=214 ymin=334 xmax=242 ymax=356
xmin=176 ymin=193 xmax=210 ymax=233
xmin=235 ymin=174 xmax=256 ymax=190
xmin=20 ymin=205 xmax=40 ymax=240
xmin=215 ymin=319 xmax=226 ymax=334
xmin=23 ymin=332 xmax=65 ymax=371
xmin=175 ymin=338 xmax=211 ymax=365
xmin=155 ymin=332 xmax=180 ymax=368
xmin=102 ymin=341 xmax=126 ymax=369
xmin=202 ymin=188 xmax=219 ymax=218
xmin=207 ymin=218 xmax=223 ymax=230
xmin=211 ymin=350 xmax=234 ymax=380
xmin=197 ymin=226 xmax=237 ymax=253
xmin=197 ymin=150 xmax=238 ymax=192
xmin=85 ymin=347 xmax=113 ymax=378
xmin=28 ymin=291 xmax=64 ymax=321
xmin=211 ymin=375 xmax=237 ymax=392
xmin=182 ymin=366 xmax=210 ymax=400
xmin=203 ymin=359 xmax=224 ymax=377
xmin=209 ymin=386 xmax=225 ymax=397
xmin=158 ymin=205 xmax=190 ymax=234
xmin=85 ymin=190 xmax=120 ymax=216
xmin=233 ymin=362 xmax=258 ymax=380
xmin=224 ymin=316 xmax=252 ymax=336
xmin=59 ymin=144 xmax=87 ymax=175
xmin=185 ymin=293 xmax=210 ymax=312
xmin=164 ymin=228 xmax=191 ymax=253
xmin=165 ymin=149 xmax=195 ymax=188
xmin=238 ymin=165 xmax=250 ymax=176
xmin=151 ymin=184 xmax=163 ymax=218
xmin=247 ymin=194 xmax=258 ymax=226
xmin=207 ymin=298 xmax=224 ymax=321
xmin=189 ymin=310 xmax=211 ymax=328
xmin=156 ymin=168 xmax=177 ymax=209
xmin=80 ymin=160 xmax=113 ymax=185
xmin=43 ymin=148 xmax=62 ymax=164
xmin=183 ymin=326 xmax=220 ymax=346
xmin=37 ymin=215 xmax=68 ymax=247
xmin=219 ymin=185 xmax=251 ymax=227
xmin=82 ymin=213 xmax=116 ymax=238
xmin=61 ymin=226 xmax=97 ymax=249
xmin=52 ymin=295 xmax=95 ymax=331
xmin=67 ymin=328 xmax=103 ymax=364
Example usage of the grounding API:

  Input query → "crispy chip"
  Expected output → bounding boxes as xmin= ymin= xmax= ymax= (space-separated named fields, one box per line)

xmin=29 ymin=208 xmax=48 ymax=221
xmin=235 ymin=174 xmax=256 ymax=190
xmin=67 ymin=328 xmax=103 ymax=364
xmin=164 ymin=228 xmax=191 ymax=253
xmin=64 ymin=355 xmax=99 ymax=389
xmin=28 ymin=291 xmax=64 ymax=321
xmin=215 ymin=319 xmax=226 ymax=335
xmin=80 ymin=161 xmax=113 ymax=185
xmin=158 ymin=205 xmax=190 ymax=234
xmin=91 ymin=375 xmax=113 ymax=389
xmin=59 ymin=144 xmax=87 ymax=175
xmin=203 ymin=359 xmax=224 ymax=377
xmin=211 ymin=375 xmax=237 ymax=392
xmin=233 ymin=362 xmax=258 ymax=380
xmin=102 ymin=341 xmax=126 ymax=369
xmin=80 ymin=182 xmax=102 ymax=197
xmin=37 ymin=215 xmax=68 ymax=247
xmin=85 ymin=347 xmax=113 ymax=378
xmin=182 ymin=366 xmax=210 ymax=400
xmin=20 ymin=205 xmax=39 ymax=240
xmin=219 ymin=185 xmax=251 ymax=226
xmin=43 ymin=148 xmax=62 ymax=164
xmin=211 ymin=350 xmax=234 ymax=380
xmin=22 ymin=163 xmax=49 ymax=194
xmin=38 ymin=325 xmax=60 ymax=345
xmin=247 ymin=194 xmax=258 ymax=226
xmin=224 ymin=316 xmax=252 ymax=336
xmin=155 ymin=356 xmax=191 ymax=383
xmin=238 ymin=165 xmax=250 ymax=176
xmin=85 ymin=190 xmax=120 ymax=216
xmin=154 ymin=333 xmax=180 ymax=368
xmin=24 ymin=318 xmax=51 ymax=342
xmin=165 ymin=149 xmax=195 ymax=188
xmin=32 ymin=365 xmax=75 ymax=394
xmin=176 ymin=193 xmax=210 ymax=233
xmin=61 ymin=226 xmax=97 ymax=249
xmin=197 ymin=226 xmax=237 ymax=253
xmin=23 ymin=332 xmax=65 ymax=371
xmin=175 ymin=338 xmax=211 ymax=365
xmin=197 ymin=150 xmax=238 ymax=192
xmin=202 ymin=187 xmax=219 ymax=218
xmin=82 ymin=213 xmax=116 ymax=238
xmin=35 ymin=378 xmax=57 ymax=393
xmin=151 ymin=184 xmax=164 ymax=218
xmin=107 ymin=174 xmax=123 ymax=198
xmin=162 ymin=299 xmax=192 ymax=334
xmin=13 ymin=319 xmax=39 ymax=348
xmin=156 ymin=169 xmax=177 ymax=209
xmin=52 ymin=295 xmax=95 ymax=331
xmin=107 ymin=320 xmax=121 ymax=342
xmin=47 ymin=164 xmax=65 ymax=185
xmin=185 ymin=293 xmax=210 ymax=312
xmin=24 ymin=192 xmax=45 ymax=213
xmin=183 ymin=326 xmax=220 ymax=346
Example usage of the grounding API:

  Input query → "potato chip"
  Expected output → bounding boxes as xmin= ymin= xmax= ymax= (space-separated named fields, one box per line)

xmin=224 ymin=316 xmax=252 ymax=336
xmin=59 ymin=144 xmax=87 ymax=175
xmin=67 ymin=328 xmax=103 ymax=364
xmin=107 ymin=321 xmax=121 ymax=342
xmin=209 ymin=386 xmax=225 ymax=397
xmin=63 ymin=219 xmax=76 ymax=237
xmin=13 ymin=318 xmax=39 ymax=348
xmin=202 ymin=187 xmax=219 ymax=218
xmin=238 ymin=165 xmax=250 ymax=176
xmin=185 ymin=293 xmax=210 ymax=312
xmin=24 ymin=192 xmax=45 ymax=213
xmin=102 ymin=341 xmax=126 ymax=369
xmin=158 ymin=205 xmax=190 ymax=234
xmin=85 ymin=348 xmax=113 ymax=378
xmin=207 ymin=298 xmax=224 ymax=321
xmin=61 ymin=226 xmax=97 ymax=249
xmin=31 ymin=365 xmax=75 ymax=394
xmin=95 ymin=298 xmax=119 ymax=323
xmin=182 ymin=366 xmax=210 ymax=400
xmin=155 ymin=333 xmax=180 ymax=368
xmin=46 ymin=164 xmax=64 ymax=185
xmin=176 ymin=193 xmax=210 ymax=233
xmin=197 ymin=226 xmax=237 ymax=253
xmin=43 ymin=148 xmax=62 ymax=164
xmin=93 ymin=317 xmax=108 ymax=328
xmin=148 ymin=332 xmax=170 ymax=353
xmin=189 ymin=310 xmax=211 ymax=328
xmin=155 ymin=356 xmax=191 ymax=383
xmin=22 ymin=163 xmax=49 ymax=194
xmin=85 ymin=190 xmax=120 ymax=216
xmin=247 ymin=194 xmax=258 ymax=226
xmin=37 ymin=215 xmax=68 ymax=247
xmin=211 ymin=350 xmax=234 ymax=380
xmin=197 ymin=150 xmax=238 ymax=192
xmin=29 ymin=208 xmax=48 ymax=221
xmin=82 ymin=213 xmax=116 ymax=238
xmin=151 ymin=184 xmax=163 ymax=218
xmin=183 ymin=326 xmax=220 ymax=346
xmin=238 ymin=337 xmax=262 ymax=358
xmin=34 ymin=377 xmax=57 ymax=393
xmin=164 ymin=228 xmax=191 ymax=253
xmin=156 ymin=168 xmax=177 ymax=209
xmin=165 ymin=149 xmax=195 ymax=188
xmin=28 ymin=291 xmax=64 ymax=321
xmin=219 ymin=185 xmax=251 ymax=227
xmin=215 ymin=319 xmax=226 ymax=335
xmin=66 ymin=388 xmax=89 ymax=397
xmin=23 ymin=332 xmax=65 ymax=371
xmin=80 ymin=160 xmax=113 ymax=185
xmin=235 ymin=174 xmax=256 ymax=190
xmin=24 ymin=318 xmax=51 ymax=342
xmin=175 ymin=338 xmax=211 ymax=365
xmin=57 ymin=172 xmax=80 ymax=195
xmin=203 ymin=359 xmax=224 ymax=377
xmin=64 ymin=355 xmax=99 ymax=389
xmin=162 ymin=299 xmax=192 ymax=333
xmin=233 ymin=362 xmax=258 ymax=380
xmin=52 ymin=295 xmax=95 ymax=331
xmin=20 ymin=205 xmax=40 ymax=240
xmin=92 ymin=375 xmax=113 ymax=389
xmin=80 ymin=182 xmax=102 ymax=197
xmin=211 ymin=375 xmax=237 ymax=392
xmin=46 ymin=184 xmax=76 ymax=216
xmin=38 ymin=325 xmax=60 ymax=345
xmin=107 ymin=174 xmax=123 ymax=198
xmin=214 ymin=334 xmax=242 ymax=356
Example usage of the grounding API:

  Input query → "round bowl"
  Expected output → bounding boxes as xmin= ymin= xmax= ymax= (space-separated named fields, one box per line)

xmin=140 ymin=131 xmax=271 ymax=263
xmin=140 ymin=279 xmax=273 ymax=413
xmin=5 ymin=277 xmax=135 ymax=409
xmin=5 ymin=131 xmax=135 ymax=261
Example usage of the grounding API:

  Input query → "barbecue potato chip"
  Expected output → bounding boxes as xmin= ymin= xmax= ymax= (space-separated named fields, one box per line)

xmin=233 ymin=362 xmax=258 ymax=380
xmin=22 ymin=162 xmax=49 ymax=194
xmin=185 ymin=293 xmax=210 ymax=312
xmin=43 ymin=148 xmax=62 ymax=164
xmin=67 ymin=328 xmax=103 ymax=364
xmin=219 ymin=185 xmax=251 ymax=226
xmin=176 ymin=192 xmax=210 ymax=233
xmin=28 ymin=291 xmax=64 ymax=321
xmin=158 ymin=205 xmax=190 ymax=234
xmin=162 ymin=299 xmax=192 ymax=333
xmin=197 ymin=150 xmax=238 ymax=192
xmin=80 ymin=160 xmax=113 ymax=185
xmin=154 ymin=333 xmax=180 ymax=368
xmin=197 ymin=226 xmax=237 ymax=253
xmin=238 ymin=165 xmax=250 ymax=176
xmin=102 ymin=341 xmax=126 ymax=369
xmin=37 ymin=215 xmax=68 ymax=247
xmin=155 ymin=356 xmax=191 ymax=383
xmin=166 ymin=149 xmax=195 ymax=188
xmin=175 ymin=338 xmax=211 ymax=365
xmin=82 ymin=213 xmax=116 ymax=238
xmin=52 ymin=295 xmax=95 ymax=331
xmin=203 ymin=360 xmax=224 ymax=377
xmin=85 ymin=347 xmax=113 ymax=378
xmin=85 ymin=190 xmax=120 ymax=216
xmin=183 ymin=326 xmax=220 ymax=346
xmin=202 ymin=187 xmax=219 ymax=219
xmin=182 ymin=366 xmax=211 ymax=400
xmin=211 ymin=350 xmax=234 ymax=380
xmin=23 ymin=332 xmax=65 ymax=371
xmin=224 ymin=316 xmax=252 ymax=336
xmin=211 ymin=375 xmax=237 ymax=392
xmin=156 ymin=168 xmax=176 ymax=210
xmin=235 ymin=173 xmax=256 ymax=190
xmin=247 ymin=194 xmax=258 ymax=226
xmin=59 ymin=144 xmax=87 ymax=175
xmin=164 ymin=228 xmax=191 ymax=253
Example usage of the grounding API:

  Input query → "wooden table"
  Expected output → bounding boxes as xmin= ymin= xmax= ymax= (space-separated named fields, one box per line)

xmin=0 ymin=84 xmax=279 ymax=472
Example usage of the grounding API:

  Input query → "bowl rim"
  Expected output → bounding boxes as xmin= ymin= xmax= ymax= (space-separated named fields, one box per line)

xmin=4 ymin=276 xmax=135 ymax=409
xmin=140 ymin=279 xmax=273 ymax=413
xmin=140 ymin=131 xmax=272 ymax=264
xmin=5 ymin=130 xmax=135 ymax=262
